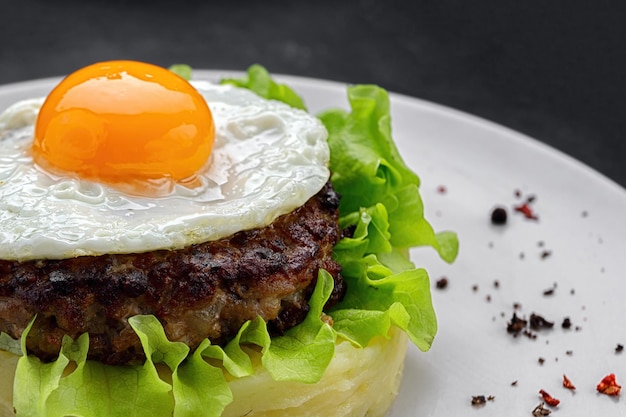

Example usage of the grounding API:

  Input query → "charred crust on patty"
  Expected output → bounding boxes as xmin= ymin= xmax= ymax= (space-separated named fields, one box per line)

xmin=0 ymin=181 xmax=344 ymax=365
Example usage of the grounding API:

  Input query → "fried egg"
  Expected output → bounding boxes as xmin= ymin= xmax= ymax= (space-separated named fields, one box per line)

xmin=0 ymin=61 xmax=329 ymax=261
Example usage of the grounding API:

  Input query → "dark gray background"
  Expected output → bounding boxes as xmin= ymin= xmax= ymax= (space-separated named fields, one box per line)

xmin=2 ymin=0 xmax=624 ymax=189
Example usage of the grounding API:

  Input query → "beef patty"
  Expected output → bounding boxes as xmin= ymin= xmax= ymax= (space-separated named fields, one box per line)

xmin=0 ymin=182 xmax=344 ymax=365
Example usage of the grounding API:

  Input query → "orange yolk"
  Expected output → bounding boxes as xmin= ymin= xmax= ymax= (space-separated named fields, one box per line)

xmin=33 ymin=60 xmax=215 ymax=186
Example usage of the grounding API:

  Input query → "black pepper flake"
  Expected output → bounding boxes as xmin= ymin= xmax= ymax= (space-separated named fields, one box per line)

xmin=540 ymin=250 xmax=552 ymax=260
xmin=486 ymin=294 xmax=492 ymax=302
xmin=435 ymin=277 xmax=448 ymax=290
xmin=472 ymin=284 xmax=479 ymax=292
xmin=616 ymin=344 xmax=624 ymax=354
xmin=511 ymin=380 xmax=518 ymax=386
xmin=490 ymin=206 xmax=508 ymax=225
xmin=507 ymin=313 xmax=527 ymax=335
xmin=566 ymin=350 xmax=573 ymax=356
xmin=494 ymin=280 xmax=500 ymax=289
xmin=529 ymin=313 xmax=554 ymax=330
xmin=437 ymin=185 xmax=447 ymax=194
xmin=538 ymin=357 xmax=545 ymax=365
xmin=543 ymin=283 xmax=557 ymax=296
xmin=562 ymin=318 xmax=572 ymax=329
xmin=581 ymin=210 xmax=588 ymax=218
xmin=471 ymin=395 xmax=487 ymax=406
xmin=513 ymin=302 xmax=522 ymax=310
xmin=524 ymin=330 xmax=538 ymax=340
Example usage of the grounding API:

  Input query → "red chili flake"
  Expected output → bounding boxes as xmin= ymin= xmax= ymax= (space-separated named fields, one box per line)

xmin=563 ymin=374 xmax=576 ymax=390
xmin=597 ymin=373 xmax=621 ymax=396
xmin=514 ymin=202 xmax=539 ymax=221
xmin=539 ymin=389 xmax=560 ymax=406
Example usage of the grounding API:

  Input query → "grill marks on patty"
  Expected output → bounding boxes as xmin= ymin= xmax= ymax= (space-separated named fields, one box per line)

xmin=0 ymin=182 xmax=344 ymax=365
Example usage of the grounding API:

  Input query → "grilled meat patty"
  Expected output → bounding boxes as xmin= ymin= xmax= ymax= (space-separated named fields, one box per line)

xmin=0 ymin=182 xmax=344 ymax=365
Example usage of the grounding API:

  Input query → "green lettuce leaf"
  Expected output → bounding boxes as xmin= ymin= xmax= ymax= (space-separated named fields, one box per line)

xmin=220 ymin=64 xmax=307 ymax=111
xmin=318 ymin=84 xmax=458 ymax=263
xmin=168 ymin=64 xmax=193 ymax=81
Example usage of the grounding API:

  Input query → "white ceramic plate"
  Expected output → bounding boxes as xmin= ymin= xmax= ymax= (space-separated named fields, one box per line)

xmin=1 ymin=71 xmax=625 ymax=417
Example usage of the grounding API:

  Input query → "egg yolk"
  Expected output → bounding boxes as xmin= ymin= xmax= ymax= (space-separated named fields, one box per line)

xmin=33 ymin=60 xmax=215 ymax=188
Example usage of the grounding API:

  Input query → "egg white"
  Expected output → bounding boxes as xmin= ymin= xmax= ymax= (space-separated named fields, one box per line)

xmin=0 ymin=82 xmax=330 ymax=261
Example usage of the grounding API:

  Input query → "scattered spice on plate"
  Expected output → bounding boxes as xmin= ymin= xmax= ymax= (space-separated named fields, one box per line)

xmin=596 ymin=374 xmax=621 ymax=396
xmin=565 ymin=350 xmax=573 ymax=356
xmin=616 ymin=344 xmax=624 ymax=354
xmin=435 ymin=277 xmax=448 ymax=290
xmin=543 ymin=284 xmax=557 ymax=296
xmin=532 ymin=402 xmax=551 ymax=416
xmin=511 ymin=380 xmax=518 ymax=387
xmin=513 ymin=302 xmax=522 ymax=310
xmin=486 ymin=294 xmax=492 ymax=303
xmin=561 ymin=317 xmax=572 ymax=329
xmin=470 ymin=395 xmax=494 ymax=406
xmin=538 ymin=357 xmax=545 ymax=366
xmin=472 ymin=284 xmax=479 ymax=292
xmin=471 ymin=395 xmax=486 ymax=406
xmin=437 ymin=185 xmax=447 ymax=194
xmin=540 ymin=250 xmax=552 ymax=260
xmin=494 ymin=280 xmax=500 ymax=289
xmin=530 ymin=313 xmax=554 ymax=330
xmin=507 ymin=313 xmax=527 ymax=334
xmin=490 ymin=206 xmax=508 ymax=225
xmin=562 ymin=374 xmax=576 ymax=390
xmin=514 ymin=202 xmax=539 ymax=221
xmin=539 ymin=389 xmax=560 ymax=406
